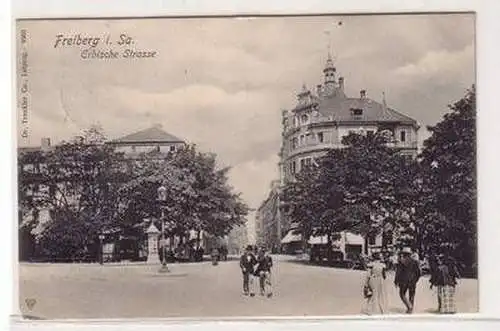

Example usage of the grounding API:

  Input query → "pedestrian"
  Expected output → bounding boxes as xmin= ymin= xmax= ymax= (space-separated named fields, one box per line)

xmin=429 ymin=254 xmax=460 ymax=314
xmin=211 ymin=247 xmax=219 ymax=266
xmin=362 ymin=252 xmax=388 ymax=315
xmin=255 ymin=248 xmax=273 ymax=298
xmin=240 ymin=245 xmax=257 ymax=296
xmin=394 ymin=247 xmax=421 ymax=314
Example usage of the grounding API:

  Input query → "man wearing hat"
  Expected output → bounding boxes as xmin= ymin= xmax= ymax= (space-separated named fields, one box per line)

xmin=240 ymin=245 xmax=258 ymax=296
xmin=394 ymin=247 xmax=421 ymax=313
xmin=254 ymin=247 xmax=274 ymax=297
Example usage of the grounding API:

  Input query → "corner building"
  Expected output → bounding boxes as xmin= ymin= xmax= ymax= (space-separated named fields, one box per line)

xmin=279 ymin=54 xmax=419 ymax=185
xmin=278 ymin=54 xmax=420 ymax=254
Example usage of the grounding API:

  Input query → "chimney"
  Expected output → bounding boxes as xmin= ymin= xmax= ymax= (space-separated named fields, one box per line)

xmin=316 ymin=84 xmax=323 ymax=97
xmin=360 ymin=89 xmax=366 ymax=99
xmin=41 ymin=137 xmax=51 ymax=150
xmin=338 ymin=77 xmax=344 ymax=91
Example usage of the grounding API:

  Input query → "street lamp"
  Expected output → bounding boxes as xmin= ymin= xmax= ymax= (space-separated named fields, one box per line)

xmin=157 ymin=185 xmax=170 ymax=273
xmin=98 ymin=233 xmax=105 ymax=265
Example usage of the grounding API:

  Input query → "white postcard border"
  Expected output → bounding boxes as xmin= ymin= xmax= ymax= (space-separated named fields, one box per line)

xmin=3 ymin=0 xmax=500 ymax=330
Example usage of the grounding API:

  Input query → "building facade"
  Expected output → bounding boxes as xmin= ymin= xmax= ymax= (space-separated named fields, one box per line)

xmin=276 ymin=53 xmax=420 ymax=255
xmin=255 ymin=180 xmax=282 ymax=252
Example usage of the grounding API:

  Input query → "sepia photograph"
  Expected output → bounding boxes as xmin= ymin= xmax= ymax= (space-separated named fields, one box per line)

xmin=15 ymin=13 xmax=477 ymax=320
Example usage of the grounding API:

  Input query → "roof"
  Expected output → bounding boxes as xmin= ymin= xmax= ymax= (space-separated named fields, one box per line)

xmin=110 ymin=125 xmax=184 ymax=144
xmin=146 ymin=223 xmax=160 ymax=234
xmin=18 ymin=146 xmax=42 ymax=153
xmin=317 ymin=96 xmax=417 ymax=125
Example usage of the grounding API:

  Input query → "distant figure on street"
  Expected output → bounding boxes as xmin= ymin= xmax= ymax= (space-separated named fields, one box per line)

xmin=240 ymin=245 xmax=257 ymax=296
xmin=394 ymin=247 xmax=421 ymax=314
xmin=211 ymin=247 xmax=219 ymax=266
xmin=362 ymin=252 xmax=387 ymax=315
xmin=429 ymin=254 xmax=460 ymax=314
xmin=220 ymin=246 xmax=228 ymax=261
xmin=255 ymin=248 xmax=273 ymax=297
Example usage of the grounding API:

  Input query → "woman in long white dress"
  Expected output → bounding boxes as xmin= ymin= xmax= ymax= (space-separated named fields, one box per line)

xmin=362 ymin=253 xmax=388 ymax=315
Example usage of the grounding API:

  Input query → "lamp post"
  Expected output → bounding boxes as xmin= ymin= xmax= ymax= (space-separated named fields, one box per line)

xmin=157 ymin=185 xmax=170 ymax=273
xmin=98 ymin=234 xmax=105 ymax=265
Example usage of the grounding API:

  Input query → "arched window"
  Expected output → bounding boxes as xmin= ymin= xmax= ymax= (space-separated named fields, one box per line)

xmin=301 ymin=114 xmax=309 ymax=124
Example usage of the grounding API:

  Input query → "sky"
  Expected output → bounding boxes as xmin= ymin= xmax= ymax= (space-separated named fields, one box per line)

xmin=16 ymin=14 xmax=475 ymax=241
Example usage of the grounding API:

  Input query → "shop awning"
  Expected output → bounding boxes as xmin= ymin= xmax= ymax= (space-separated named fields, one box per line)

xmin=344 ymin=232 xmax=364 ymax=245
xmin=308 ymin=235 xmax=328 ymax=245
xmin=281 ymin=230 xmax=302 ymax=244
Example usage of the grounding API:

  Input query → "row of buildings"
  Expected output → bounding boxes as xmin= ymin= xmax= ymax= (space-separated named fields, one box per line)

xmin=255 ymin=52 xmax=420 ymax=259
xmin=18 ymin=125 xmax=248 ymax=262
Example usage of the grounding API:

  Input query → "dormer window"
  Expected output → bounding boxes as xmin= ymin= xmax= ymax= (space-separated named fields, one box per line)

xmin=351 ymin=108 xmax=363 ymax=116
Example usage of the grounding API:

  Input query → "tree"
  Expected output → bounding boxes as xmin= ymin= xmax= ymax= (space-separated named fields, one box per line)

xmin=169 ymin=145 xmax=249 ymax=238
xmin=282 ymin=130 xmax=422 ymax=257
xmin=19 ymin=127 xmax=127 ymax=260
xmin=419 ymin=86 xmax=476 ymax=271
xmin=120 ymin=144 xmax=249 ymax=246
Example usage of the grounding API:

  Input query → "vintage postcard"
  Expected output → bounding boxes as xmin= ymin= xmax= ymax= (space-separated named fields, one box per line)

xmin=15 ymin=13 xmax=477 ymax=320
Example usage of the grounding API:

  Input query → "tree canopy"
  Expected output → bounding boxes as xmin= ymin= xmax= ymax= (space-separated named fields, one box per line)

xmin=18 ymin=129 xmax=249 ymax=261
xmin=280 ymin=85 xmax=476 ymax=271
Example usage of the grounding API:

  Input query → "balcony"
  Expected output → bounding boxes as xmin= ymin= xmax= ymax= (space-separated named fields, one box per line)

xmin=392 ymin=140 xmax=418 ymax=149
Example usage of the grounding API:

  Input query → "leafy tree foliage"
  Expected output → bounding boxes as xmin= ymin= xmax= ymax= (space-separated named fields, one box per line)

xmin=282 ymin=131 xmax=422 ymax=256
xmin=19 ymin=129 xmax=127 ymax=260
xmin=418 ymin=86 xmax=476 ymax=270
xmin=18 ymin=130 xmax=249 ymax=261
xmin=281 ymin=86 xmax=476 ymax=272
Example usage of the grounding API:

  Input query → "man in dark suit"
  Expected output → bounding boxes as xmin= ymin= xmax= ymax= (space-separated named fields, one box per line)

xmin=255 ymin=248 xmax=273 ymax=297
xmin=240 ymin=245 xmax=257 ymax=296
xmin=394 ymin=247 xmax=421 ymax=313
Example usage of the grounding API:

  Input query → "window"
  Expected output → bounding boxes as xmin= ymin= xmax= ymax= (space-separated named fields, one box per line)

xmin=131 ymin=146 xmax=136 ymax=152
xmin=351 ymin=108 xmax=363 ymax=117
xmin=292 ymin=137 xmax=298 ymax=149
xmin=306 ymin=133 xmax=312 ymax=144
xmin=305 ymin=158 xmax=312 ymax=167
xmin=170 ymin=145 xmax=176 ymax=152
xmin=400 ymin=130 xmax=407 ymax=142
xmin=155 ymin=145 xmax=161 ymax=152
xmin=300 ymin=159 xmax=305 ymax=170
xmin=291 ymin=161 xmax=296 ymax=174
xmin=301 ymin=114 xmax=309 ymax=124
xmin=368 ymin=234 xmax=376 ymax=245
xmin=300 ymin=135 xmax=305 ymax=146
xmin=317 ymin=132 xmax=324 ymax=143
